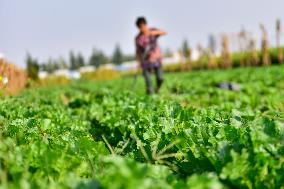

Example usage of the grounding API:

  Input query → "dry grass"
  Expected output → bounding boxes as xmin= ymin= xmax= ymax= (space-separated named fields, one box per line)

xmin=81 ymin=68 xmax=120 ymax=80
xmin=0 ymin=59 xmax=27 ymax=96
xmin=34 ymin=76 xmax=70 ymax=87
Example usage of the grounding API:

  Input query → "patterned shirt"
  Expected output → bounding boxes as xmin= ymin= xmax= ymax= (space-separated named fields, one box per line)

xmin=135 ymin=28 xmax=162 ymax=69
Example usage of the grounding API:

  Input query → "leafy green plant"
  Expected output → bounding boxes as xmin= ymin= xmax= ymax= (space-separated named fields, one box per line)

xmin=0 ymin=65 xmax=284 ymax=188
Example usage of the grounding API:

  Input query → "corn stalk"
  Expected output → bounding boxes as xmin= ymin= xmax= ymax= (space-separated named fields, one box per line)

xmin=260 ymin=23 xmax=271 ymax=65
xmin=276 ymin=19 xmax=283 ymax=64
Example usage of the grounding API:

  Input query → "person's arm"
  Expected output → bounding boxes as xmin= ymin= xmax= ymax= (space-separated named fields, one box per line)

xmin=150 ymin=29 xmax=167 ymax=37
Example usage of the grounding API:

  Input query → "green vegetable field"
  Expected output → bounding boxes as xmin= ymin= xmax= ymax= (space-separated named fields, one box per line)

xmin=1 ymin=65 xmax=284 ymax=189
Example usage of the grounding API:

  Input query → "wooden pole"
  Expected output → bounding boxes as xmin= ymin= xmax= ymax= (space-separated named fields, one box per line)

xmin=248 ymin=39 xmax=259 ymax=66
xmin=221 ymin=34 xmax=232 ymax=68
xmin=276 ymin=19 xmax=283 ymax=64
xmin=260 ymin=23 xmax=271 ymax=66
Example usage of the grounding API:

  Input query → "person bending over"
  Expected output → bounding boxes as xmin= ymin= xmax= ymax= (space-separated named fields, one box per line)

xmin=135 ymin=17 xmax=167 ymax=94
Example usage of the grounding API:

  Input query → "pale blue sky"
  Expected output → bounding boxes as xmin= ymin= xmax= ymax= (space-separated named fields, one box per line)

xmin=1 ymin=0 xmax=284 ymax=67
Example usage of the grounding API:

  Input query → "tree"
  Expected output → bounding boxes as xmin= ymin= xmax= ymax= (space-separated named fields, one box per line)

xmin=58 ymin=57 xmax=69 ymax=69
xmin=112 ymin=44 xmax=123 ymax=65
xmin=26 ymin=53 xmax=39 ymax=80
xmin=77 ymin=53 xmax=85 ymax=68
xmin=208 ymin=34 xmax=217 ymax=54
xmin=89 ymin=48 xmax=108 ymax=68
xmin=44 ymin=58 xmax=57 ymax=73
xmin=69 ymin=51 xmax=86 ymax=70
xmin=69 ymin=51 xmax=78 ymax=70
xmin=40 ymin=63 xmax=48 ymax=72
xmin=122 ymin=54 xmax=136 ymax=62
xmin=182 ymin=39 xmax=190 ymax=59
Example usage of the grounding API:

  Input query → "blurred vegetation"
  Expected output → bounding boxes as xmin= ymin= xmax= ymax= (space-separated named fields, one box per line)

xmin=69 ymin=51 xmax=85 ymax=70
xmin=26 ymin=45 xmax=135 ymax=75
xmin=89 ymin=48 xmax=109 ymax=68
xmin=112 ymin=44 xmax=124 ymax=65
xmin=2 ymin=65 xmax=284 ymax=188
xmin=25 ymin=47 xmax=284 ymax=88
xmin=163 ymin=47 xmax=284 ymax=73
xmin=81 ymin=69 xmax=120 ymax=80
xmin=26 ymin=53 xmax=40 ymax=80
xmin=27 ymin=76 xmax=71 ymax=88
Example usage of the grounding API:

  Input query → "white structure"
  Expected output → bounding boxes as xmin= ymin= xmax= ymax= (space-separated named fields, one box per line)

xmin=53 ymin=69 xmax=81 ymax=79
xmin=54 ymin=69 xmax=70 ymax=77
xmin=38 ymin=69 xmax=81 ymax=79
xmin=191 ymin=49 xmax=201 ymax=61
xmin=79 ymin=65 xmax=96 ymax=73
xmin=100 ymin=63 xmax=116 ymax=70
xmin=69 ymin=71 xmax=81 ymax=79
xmin=115 ymin=61 xmax=138 ymax=71
xmin=37 ymin=49 xmax=204 ymax=77
xmin=38 ymin=71 xmax=49 ymax=79
xmin=163 ymin=52 xmax=182 ymax=65
xmin=114 ymin=51 xmax=187 ymax=71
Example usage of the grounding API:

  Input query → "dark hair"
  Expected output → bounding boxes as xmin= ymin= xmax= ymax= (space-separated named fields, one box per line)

xmin=136 ymin=17 xmax=147 ymax=28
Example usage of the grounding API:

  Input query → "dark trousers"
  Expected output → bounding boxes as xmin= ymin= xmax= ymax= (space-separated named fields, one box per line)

xmin=142 ymin=67 xmax=164 ymax=94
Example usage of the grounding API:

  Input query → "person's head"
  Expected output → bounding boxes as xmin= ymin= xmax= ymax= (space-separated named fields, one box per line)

xmin=136 ymin=17 xmax=148 ymax=33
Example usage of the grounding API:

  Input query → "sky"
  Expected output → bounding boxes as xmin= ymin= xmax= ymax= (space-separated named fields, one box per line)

xmin=1 ymin=0 xmax=284 ymax=67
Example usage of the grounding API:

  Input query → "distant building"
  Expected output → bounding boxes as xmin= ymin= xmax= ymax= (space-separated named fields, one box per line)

xmin=54 ymin=69 xmax=70 ymax=77
xmin=69 ymin=71 xmax=80 ymax=79
xmin=100 ymin=63 xmax=116 ymax=70
xmin=163 ymin=52 xmax=182 ymax=65
xmin=79 ymin=65 xmax=96 ymax=73
xmin=191 ymin=49 xmax=201 ymax=61
xmin=38 ymin=71 xmax=49 ymax=79
xmin=102 ymin=51 xmax=193 ymax=71
xmin=115 ymin=61 xmax=138 ymax=71
xmin=53 ymin=69 xmax=80 ymax=79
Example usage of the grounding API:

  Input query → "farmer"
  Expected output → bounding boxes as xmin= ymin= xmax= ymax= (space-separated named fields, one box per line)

xmin=135 ymin=17 xmax=167 ymax=94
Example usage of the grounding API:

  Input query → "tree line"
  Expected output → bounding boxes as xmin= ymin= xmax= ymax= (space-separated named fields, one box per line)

xmin=26 ymin=44 xmax=135 ymax=79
